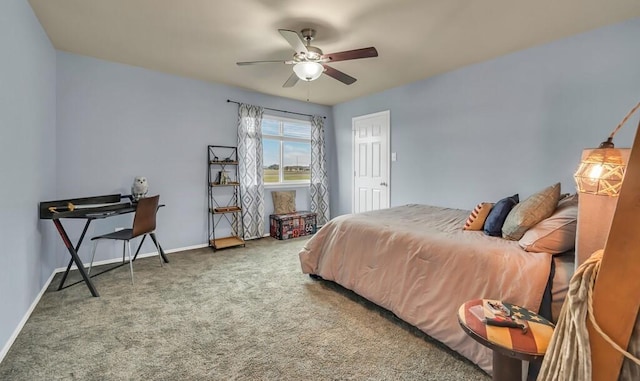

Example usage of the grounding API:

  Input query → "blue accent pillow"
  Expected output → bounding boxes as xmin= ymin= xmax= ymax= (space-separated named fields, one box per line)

xmin=483 ymin=194 xmax=520 ymax=237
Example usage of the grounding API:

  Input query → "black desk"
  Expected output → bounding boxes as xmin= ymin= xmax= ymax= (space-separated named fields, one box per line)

xmin=40 ymin=194 xmax=168 ymax=297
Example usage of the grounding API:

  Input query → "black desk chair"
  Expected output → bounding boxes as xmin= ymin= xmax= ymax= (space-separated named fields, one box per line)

xmin=88 ymin=195 xmax=163 ymax=284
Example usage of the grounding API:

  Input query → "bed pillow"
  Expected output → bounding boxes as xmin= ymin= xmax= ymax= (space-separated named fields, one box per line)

xmin=558 ymin=193 xmax=578 ymax=207
xmin=483 ymin=194 xmax=519 ymax=237
xmin=502 ymin=183 xmax=561 ymax=241
xmin=272 ymin=191 xmax=296 ymax=214
xmin=558 ymin=193 xmax=572 ymax=202
xmin=463 ymin=202 xmax=494 ymax=230
xmin=519 ymin=196 xmax=578 ymax=254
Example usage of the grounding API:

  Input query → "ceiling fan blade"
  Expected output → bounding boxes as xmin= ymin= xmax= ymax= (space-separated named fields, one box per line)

xmin=278 ymin=29 xmax=308 ymax=54
xmin=322 ymin=47 xmax=378 ymax=63
xmin=322 ymin=65 xmax=356 ymax=85
xmin=283 ymin=72 xmax=299 ymax=88
xmin=236 ymin=60 xmax=292 ymax=66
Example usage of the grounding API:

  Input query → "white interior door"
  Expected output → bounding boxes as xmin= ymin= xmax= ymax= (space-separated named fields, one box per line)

xmin=352 ymin=110 xmax=390 ymax=213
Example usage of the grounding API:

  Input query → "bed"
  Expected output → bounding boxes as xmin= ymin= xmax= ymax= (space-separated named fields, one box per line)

xmin=299 ymin=203 xmax=575 ymax=375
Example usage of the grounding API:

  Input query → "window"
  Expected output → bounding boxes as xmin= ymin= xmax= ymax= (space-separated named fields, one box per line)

xmin=262 ymin=115 xmax=311 ymax=184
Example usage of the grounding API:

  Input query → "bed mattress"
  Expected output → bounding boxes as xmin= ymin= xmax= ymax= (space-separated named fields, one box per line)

xmin=299 ymin=204 xmax=561 ymax=374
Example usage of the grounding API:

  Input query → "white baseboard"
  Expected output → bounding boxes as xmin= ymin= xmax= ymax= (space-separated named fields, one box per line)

xmin=165 ymin=243 xmax=209 ymax=253
xmin=1 ymin=242 xmax=208 ymax=364
xmin=53 ymin=242 xmax=209 ymax=272
xmin=0 ymin=270 xmax=56 ymax=364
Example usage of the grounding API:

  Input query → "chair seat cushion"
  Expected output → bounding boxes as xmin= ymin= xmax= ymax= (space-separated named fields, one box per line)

xmin=92 ymin=228 xmax=134 ymax=241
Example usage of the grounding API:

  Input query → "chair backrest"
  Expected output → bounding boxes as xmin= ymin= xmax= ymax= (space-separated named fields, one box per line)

xmin=132 ymin=195 xmax=160 ymax=238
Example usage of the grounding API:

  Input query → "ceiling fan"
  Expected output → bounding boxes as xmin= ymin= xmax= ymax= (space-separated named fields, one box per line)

xmin=237 ymin=28 xmax=378 ymax=88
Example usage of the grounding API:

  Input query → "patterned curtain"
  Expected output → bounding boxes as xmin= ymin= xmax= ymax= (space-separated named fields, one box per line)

xmin=310 ymin=115 xmax=330 ymax=226
xmin=237 ymin=104 xmax=264 ymax=240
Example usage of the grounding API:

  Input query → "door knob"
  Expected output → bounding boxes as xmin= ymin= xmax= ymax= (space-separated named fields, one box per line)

xmin=380 ymin=182 xmax=387 ymax=186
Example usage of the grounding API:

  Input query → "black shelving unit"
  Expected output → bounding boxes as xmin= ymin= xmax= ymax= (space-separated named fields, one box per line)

xmin=207 ymin=145 xmax=245 ymax=250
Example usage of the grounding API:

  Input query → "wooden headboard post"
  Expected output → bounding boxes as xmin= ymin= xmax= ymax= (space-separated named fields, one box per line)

xmin=588 ymin=118 xmax=640 ymax=381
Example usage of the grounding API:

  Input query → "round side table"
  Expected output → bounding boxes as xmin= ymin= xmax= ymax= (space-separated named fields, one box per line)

xmin=457 ymin=299 xmax=554 ymax=381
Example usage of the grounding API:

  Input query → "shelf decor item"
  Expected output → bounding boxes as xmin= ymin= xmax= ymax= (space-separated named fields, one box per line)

xmin=218 ymin=171 xmax=230 ymax=185
xmin=207 ymin=145 xmax=245 ymax=250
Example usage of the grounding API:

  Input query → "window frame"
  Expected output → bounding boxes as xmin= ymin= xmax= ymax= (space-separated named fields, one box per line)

xmin=262 ymin=114 xmax=312 ymax=187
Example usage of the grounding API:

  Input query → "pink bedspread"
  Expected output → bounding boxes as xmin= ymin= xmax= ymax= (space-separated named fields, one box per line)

xmin=299 ymin=204 xmax=553 ymax=374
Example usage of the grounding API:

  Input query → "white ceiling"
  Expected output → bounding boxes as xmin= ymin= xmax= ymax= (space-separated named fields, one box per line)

xmin=28 ymin=0 xmax=640 ymax=106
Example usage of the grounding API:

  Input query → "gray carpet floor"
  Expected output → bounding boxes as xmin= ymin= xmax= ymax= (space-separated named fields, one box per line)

xmin=0 ymin=237 xmax=489 ymax=380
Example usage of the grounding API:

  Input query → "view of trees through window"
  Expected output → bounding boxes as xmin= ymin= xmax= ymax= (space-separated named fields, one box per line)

xmin=262 ymin=116 xmax=311 ymax=183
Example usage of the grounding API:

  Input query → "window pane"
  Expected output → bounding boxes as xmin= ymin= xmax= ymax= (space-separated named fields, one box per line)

xmin=263 ymin=139 xmax=280 ymax=183
xmin=262 ymin=119 xmax=280 ymax=136
xmin=283 ymin=141 xmax=311 ymax=181
xmin=283 ymin=121 xmax=311 ymax=139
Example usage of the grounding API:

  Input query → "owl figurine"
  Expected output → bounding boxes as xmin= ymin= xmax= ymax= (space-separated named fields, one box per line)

xmin=131 ymin=176 xmax=149 ymax=201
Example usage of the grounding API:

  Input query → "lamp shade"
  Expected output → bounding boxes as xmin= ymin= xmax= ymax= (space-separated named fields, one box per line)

xmin=574 ymin=148 xmax=627 ymax=196
xmin=293 ymin=62 xmax=323 ymax=81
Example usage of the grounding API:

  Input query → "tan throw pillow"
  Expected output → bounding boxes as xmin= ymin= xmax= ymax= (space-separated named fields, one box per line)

xmin=272 ymin=191 xmax=296 ymax=214
xmin=463 ymin=202 xmax=494 ymax=230
xmin=519 ymin=198 xmax=578 ymax=254
xmin=502 ymin=183 xmax=561 ymax=240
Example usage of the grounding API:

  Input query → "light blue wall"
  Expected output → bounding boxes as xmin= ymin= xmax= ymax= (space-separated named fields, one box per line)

xmin=332 ymin=18 xmax=640 ymax=216
xmin=55 ymin=52 xmax=332 ymax=264
xmin=3 ymin=2 xmax=639 ymax=361
xmin=0 ymin=0 xmax=57 ymax=357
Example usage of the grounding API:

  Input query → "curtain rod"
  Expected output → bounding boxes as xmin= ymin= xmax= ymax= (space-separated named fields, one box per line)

xmin=226 ymin=99 xmax=326 ymax=119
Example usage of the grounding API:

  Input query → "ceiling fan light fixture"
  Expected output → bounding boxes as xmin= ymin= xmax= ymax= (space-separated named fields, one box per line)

xmin=238 ymin=28 xmax=377 ymax=87
xmin=293 ymin=62 xmax=323 ymax=81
